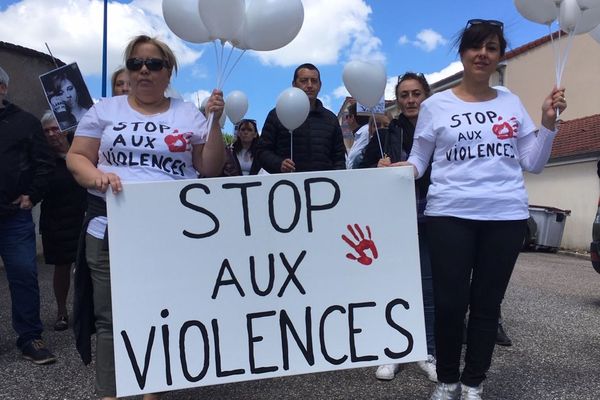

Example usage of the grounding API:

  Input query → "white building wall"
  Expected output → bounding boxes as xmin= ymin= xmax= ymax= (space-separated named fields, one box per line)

xmin=524 ymin=159 xmax=599 ymax=251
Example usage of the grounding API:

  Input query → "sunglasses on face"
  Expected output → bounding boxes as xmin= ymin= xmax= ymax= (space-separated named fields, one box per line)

xmin=465 ymin=19 xmax=504 ymax=31
xmin=126 ymin=58 xmax=170 ymax=72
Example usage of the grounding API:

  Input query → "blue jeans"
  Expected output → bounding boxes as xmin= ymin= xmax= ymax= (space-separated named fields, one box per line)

xmin=0 ymin=209 xmax=43 ymax=349
xmin=418 ymin=222 xmax=435 ymax=356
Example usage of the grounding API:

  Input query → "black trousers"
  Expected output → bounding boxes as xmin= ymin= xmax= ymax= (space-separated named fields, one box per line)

xmin=426 ymin=216 xmax=526 ymax=387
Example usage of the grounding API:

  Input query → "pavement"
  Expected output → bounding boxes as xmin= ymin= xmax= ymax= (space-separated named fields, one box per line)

xmin=0 ymin=251 xmax=599 ymax=400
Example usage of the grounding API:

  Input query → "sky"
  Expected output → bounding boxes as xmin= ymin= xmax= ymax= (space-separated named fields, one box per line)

xmin=0 ymin=0 xmax=555 ymax=133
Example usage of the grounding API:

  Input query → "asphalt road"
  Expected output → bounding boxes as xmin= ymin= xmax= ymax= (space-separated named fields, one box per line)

xmin=1 ymin=251 xmax=598 ymax=400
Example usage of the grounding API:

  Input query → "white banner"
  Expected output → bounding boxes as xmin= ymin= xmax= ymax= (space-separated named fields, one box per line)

xmin=107 ymin=167 xmax=426 ymax=397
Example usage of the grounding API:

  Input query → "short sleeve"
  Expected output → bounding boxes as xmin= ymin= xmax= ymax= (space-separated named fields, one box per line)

xmin=74 ymin=103 xmax=102 ymax=139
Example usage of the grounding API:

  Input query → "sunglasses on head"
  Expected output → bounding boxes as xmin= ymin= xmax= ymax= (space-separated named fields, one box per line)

xmin=397 ymin=72 xmax=425 ymax=83
xmin=236 ymin=119 xmax=257 ymax=130
xmin=126 ymin=58 xmax=170 ymax=72
xmin=466 ymin=19 xmax=504 ymax=31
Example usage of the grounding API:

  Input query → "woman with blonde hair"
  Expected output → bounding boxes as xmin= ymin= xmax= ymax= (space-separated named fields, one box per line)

xmin=68 ymin=34 xmax=225 ymax=400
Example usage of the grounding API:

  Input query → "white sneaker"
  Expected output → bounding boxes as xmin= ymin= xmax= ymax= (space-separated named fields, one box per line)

xmin=429 ymin=382 xmax=461 ymax=400
xmin=461 ymin=383 xmax=483 ymax=400
xmin=375 ymin=363 xmax=401 ymax=380
xmin=416 ymin=354 xmax=438 ymax=382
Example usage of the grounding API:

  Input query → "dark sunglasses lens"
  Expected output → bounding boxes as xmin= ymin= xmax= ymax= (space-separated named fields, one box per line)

xmin=126 ymin=58 xmax=165 ymax=71
xmin=145 ymin=59 xmax=165 ymax=71
xmin=126 ymin=58 xmax=143 ymax=71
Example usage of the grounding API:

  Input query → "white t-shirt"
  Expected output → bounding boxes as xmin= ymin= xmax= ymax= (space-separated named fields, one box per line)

xmin=236 ymin=148 xmax=253 ymax=175
xmin=411 ymin=89 xmax=537 ymax=221
xmin=76 ymin=96 xmax=208 ymax=237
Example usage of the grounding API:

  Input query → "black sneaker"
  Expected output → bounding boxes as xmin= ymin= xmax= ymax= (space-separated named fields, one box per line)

xmin=22 ymin=339 xmax=57 ymax=365
xmin=496 ymin=323 xmax=512 ymax=346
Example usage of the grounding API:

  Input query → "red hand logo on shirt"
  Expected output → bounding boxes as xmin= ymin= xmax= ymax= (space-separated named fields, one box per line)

xmin=342 ymin=224 xmax=378 ymax=266
xmin=492 ymin=117 xmax=519 ymax=140
xmin=164 ymin=130 xmax=189 ymax=152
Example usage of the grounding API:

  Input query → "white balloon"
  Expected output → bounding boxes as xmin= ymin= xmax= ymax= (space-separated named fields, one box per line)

xmin=514 ymin=0 xmax=560 ymax=24
xmin=560 ymin=0 xmax=582 ymax=31
xmin=577 ymin=0 xmax=600 ymax=10
xmin=342 ymin=61 xmax=387 ymax=109
xmin=276 ymin=87 xmax=310 ymax=131
xmin=560 ymin=0 xmax=600 ymax=33
xmin=225 ymin=90 xmax=248 ymax=124
xmin=162 ymin=0 xmax=211 ymax=43
xmin=243 ymin=0 xmax=304 ymax=51
xmin=197 ymin=0 xmax=245 ymax=42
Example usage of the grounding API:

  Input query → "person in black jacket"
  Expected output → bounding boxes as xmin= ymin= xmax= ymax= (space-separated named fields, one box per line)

xmin=39 ymin=111 xmax=86 ymax=331
xmin=0 ymin=66 xmax=56 ymax=364
xmin=257 ymin=63 xmax=346 ymax=173
xmin=365 ymin=72 xmax=438 ymax=383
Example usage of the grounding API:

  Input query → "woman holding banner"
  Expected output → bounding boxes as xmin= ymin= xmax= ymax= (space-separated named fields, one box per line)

xmin=367 ymin=72 xmax=437 ymax=383
xmin=67 ymin=35 xmax=225 ymax=400
xmin=397 ymin=20 xmax=566 ymax=399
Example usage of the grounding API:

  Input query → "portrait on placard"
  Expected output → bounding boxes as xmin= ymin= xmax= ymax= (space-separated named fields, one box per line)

xmin=39 ymin=63 xmax=93 ymax=132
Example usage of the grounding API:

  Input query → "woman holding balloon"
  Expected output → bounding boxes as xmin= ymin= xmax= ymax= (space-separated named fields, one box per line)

xmin=364 ymin=72 xmax=438 ymax=384
xmin=397 ymin=20 xmax=566 ymax=399
xmin=67 ymin=34 xmax=225 ymax=400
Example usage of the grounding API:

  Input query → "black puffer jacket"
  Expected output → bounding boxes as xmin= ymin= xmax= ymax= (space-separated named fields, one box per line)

xmin=257 ymin=99 xmax=346 ymax=173
xmin=360 ymin=114 xmax=432 ymax=205
xmin=39 ymin=156 xmax=86 ymax=264
xmin=0 ymin=101 xmax=55 ymax=216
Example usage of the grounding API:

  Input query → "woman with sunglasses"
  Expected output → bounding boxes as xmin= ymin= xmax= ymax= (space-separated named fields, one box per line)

xmin=38 ymin=111 xmax=86 ymax=332
xmin=364 ymin=72 xmax=438 ymax=384
xmin=223 ymin=119 xmax=261 ymax=176
xmin=67 ymin=35 xmax=225 ymax=400
xmin=396 ymin=20 xmax=566 ymax=399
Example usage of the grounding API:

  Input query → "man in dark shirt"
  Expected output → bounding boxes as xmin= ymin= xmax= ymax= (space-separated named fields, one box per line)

xmin=0 ymin=66 xmax=56 ymax=364
xmin=257 ymin=63 xmax=346 ymax=173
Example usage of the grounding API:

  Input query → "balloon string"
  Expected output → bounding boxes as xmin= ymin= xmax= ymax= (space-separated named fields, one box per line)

xmin=221 ymin=50 xmax=247 ymax=89
xmin=218 ymin=41 xmax=226 ymax=90
xmin=289 ymin=130 xmax=294 ymax=163
xmin=205 ymin=111 xmax=214 ymax=143
xmin=220 ymin=44 xmax=235 ymax=89
xmin=371 ymin=110 xmax=384 ymax=160
xmin=557 ymin=28 xmax=577 ymax=121
xmin=213 ymin=41 xmax=222 ymax=90
xmin=549 ymin=24 xmax=559 ymax=87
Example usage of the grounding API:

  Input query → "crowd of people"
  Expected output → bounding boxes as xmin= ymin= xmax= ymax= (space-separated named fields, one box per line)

xmin=0 ymin=19 xmax=568 ymax=400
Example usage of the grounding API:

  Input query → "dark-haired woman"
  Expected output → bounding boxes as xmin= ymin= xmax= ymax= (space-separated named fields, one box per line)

xmin=223 ymin=119 xmax=261 ymax=176
xmin=50 ymin=70 xmax=90 ymax=128
xmin=398 ymin=20 xmax=566 ymax=399
xmin=365 ymin=72 xmax=437 ymax=384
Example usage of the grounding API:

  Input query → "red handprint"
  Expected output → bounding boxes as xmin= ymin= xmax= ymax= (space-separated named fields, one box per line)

xmin=342 ymin=224 xmax=378 ymax=266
